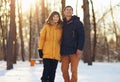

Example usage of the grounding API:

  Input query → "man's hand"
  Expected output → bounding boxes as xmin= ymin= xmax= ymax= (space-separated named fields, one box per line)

xmin=76 ymin=49 xmax=83 ymax=59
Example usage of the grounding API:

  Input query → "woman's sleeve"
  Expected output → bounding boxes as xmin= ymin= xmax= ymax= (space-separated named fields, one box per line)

xmin=38 ymin=25 xmax=47 ymax=50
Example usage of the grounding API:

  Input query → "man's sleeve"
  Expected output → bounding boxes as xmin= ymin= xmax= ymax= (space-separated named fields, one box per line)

xmin=76 ymin=21 xmax=85 ymax=50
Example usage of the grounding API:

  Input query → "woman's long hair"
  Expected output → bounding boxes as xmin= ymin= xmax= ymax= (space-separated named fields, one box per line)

xmin=46 ymin=11 xmax=62 ymax=26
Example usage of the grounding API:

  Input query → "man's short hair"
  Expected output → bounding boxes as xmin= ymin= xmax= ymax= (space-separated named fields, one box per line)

xmin=64 ymin=6 xmax=73 ymax=11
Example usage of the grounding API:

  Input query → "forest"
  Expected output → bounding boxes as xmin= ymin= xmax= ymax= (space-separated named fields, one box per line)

xmin=0 ymin=0 xmax=120 ymax=69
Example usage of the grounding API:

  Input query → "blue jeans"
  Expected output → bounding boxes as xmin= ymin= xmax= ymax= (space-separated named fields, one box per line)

xmin=41 ymin=58 xmax=58 ymax=82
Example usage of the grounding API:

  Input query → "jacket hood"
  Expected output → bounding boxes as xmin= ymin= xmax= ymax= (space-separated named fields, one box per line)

xmin=63 ymin=15 xmax=80 ymax=23
xmin=72 ymin=15 xmax=80 ymax=21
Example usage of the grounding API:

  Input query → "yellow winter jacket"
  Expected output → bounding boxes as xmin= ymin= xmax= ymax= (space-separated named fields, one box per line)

xmin=38 ymin=24 xmax=62 ymax=61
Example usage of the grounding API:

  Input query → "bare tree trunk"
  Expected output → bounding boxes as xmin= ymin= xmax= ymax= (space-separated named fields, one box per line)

xmin=41 ymin=0 xmax=45 ymax=25
xmin=29 ymin=5 xmax=39 ymax=60
xmin=7 ymin=0 xmax=16 ymax=70
xmin=110 ymin=0 xmax=118 ymax=50
xmin=76 ymin=0 xmax=78 ymax=15
xmin=103 ymin=19 xmax=110 ymax=62
xmin=90 ymin=0 xmax=97 ymax=62
xmin=35 ymin=1 xmax=41 ymax=58
xmin=45 ymin=1 xmax=49 ymax=18
xmin=61 ymin=0 xmax=65 ymax=18
xmin=0 ymin=8 xmax=3 ymax=59
xmin=0 ymin=0 xmax=9 ymax=61
xmin=83 ymin=0 xmax=92 ymax=65
xmin=36 ymin=1 xmax=40 ymax=33
xmin=29 ymin=18 xmax=38 ymax=59
xmin=12 ymin=1 xmax=17 ymax=64
xmin=29 ymin=6 xmax=32 ymax=61
xmin=0 ymin=7 xmax=3 ymax=59
xmin=4 ymin=0 xmax=9 ymax=61
xmin=18 ymin=0 xmax=25 ymax=61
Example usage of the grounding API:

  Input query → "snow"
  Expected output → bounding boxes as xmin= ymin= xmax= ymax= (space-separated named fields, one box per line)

xmin=0 ymin=60 xmax=120 ymax=82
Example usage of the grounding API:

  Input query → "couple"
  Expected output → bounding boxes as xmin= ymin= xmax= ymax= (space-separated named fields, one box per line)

xmin=38 ymin=6 xmax=85 ymax=82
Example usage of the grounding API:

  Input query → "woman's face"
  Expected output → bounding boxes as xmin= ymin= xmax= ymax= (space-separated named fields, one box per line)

xmin=53 ymin=14 xmax=59 ymax=23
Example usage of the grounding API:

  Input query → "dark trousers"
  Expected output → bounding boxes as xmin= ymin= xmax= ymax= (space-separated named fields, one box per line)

xmin=41 ymin=58 xmax=58 ymax=82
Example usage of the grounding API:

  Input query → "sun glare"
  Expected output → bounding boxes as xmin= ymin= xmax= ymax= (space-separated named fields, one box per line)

xmin=18 ymin=0 xmax=36 ymax=13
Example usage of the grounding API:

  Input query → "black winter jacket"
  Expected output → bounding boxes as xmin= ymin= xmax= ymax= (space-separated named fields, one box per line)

xmin=60 ymin=16 xmax=85 ymax=55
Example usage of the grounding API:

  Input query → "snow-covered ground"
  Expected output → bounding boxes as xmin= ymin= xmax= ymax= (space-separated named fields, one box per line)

xmin=0 ymin=60 xmax=120 ymax=82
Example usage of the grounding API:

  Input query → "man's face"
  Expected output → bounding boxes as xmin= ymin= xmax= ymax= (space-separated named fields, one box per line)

xmin=64 ymin=7 xmax=73 ymax=17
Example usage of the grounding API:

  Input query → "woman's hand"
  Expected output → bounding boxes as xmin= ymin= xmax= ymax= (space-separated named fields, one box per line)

xmin=38 ymin=49 xmax=43 ymax=58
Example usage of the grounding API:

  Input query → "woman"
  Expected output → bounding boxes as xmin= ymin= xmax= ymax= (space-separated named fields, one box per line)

xmin=38 ymin=11 xmax=62 ymax=82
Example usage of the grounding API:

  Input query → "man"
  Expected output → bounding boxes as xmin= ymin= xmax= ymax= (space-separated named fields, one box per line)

xmin=60 ymin=6 xmax=85 ymax=82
